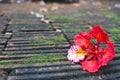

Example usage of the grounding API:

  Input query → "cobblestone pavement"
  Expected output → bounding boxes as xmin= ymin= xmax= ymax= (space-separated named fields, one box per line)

xmin=0 ymin=0 xmax=120 ymax=80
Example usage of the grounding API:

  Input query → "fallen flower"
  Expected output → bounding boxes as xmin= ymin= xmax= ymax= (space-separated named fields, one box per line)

xmin=67 ymin=25 xmax=115 ymax=72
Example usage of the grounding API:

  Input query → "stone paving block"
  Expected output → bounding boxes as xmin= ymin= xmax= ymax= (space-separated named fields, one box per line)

xmin=7 ymin=24 xmax=53 ymax=32
xmin=0 ymin=0 xmax=120 ymax=80
xmin=9 ymin=13 xmax=43 ymax=24
xmin=10 ymin=18 xmax=43 ymax=24
xmin=5 ymin=62 xmax=96 ymax=80
xmin=8 ymin=13 xmax=37 ymax=19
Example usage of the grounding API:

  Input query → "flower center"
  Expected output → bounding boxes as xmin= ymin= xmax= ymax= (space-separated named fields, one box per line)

xmin=76 ymin=49 xmax=87 ymax=55
xmin=95 ymin=50 xmax=98 ymax=54
xmin=94 ymin=46 xmax=99 ymax=54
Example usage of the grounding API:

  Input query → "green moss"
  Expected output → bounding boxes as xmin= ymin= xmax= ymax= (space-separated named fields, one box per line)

xmin=0 ymin=62 xmax=16 ymax=65
xmin=30 ymin=35 xmax=66 ymax=45
xmin=22 ymin=54 xmax=65 ymax=64
xmin=50 ymin=15 xmax=66 ymax=20
xmin=44 ymin=40 xmax=54 ymax=44
xmin=4 ymin=34 xmax=11 ymax=38
xmin=52 ymin=37 xmax=66 ymax=42
xmin=14 ymin=33 xmax=21 ymax=37
xmin=21 ymin=27 xmax=26 ymax=30
xmin=106 ymin=28 xmax=120 ymax=33
xmin=115 ymin=47 xmax=119 ymax=52
xmin=73 ymin=13 xmax=89 ymax=17
xmin=31 ymin=54 xmax=65 ymax=59
xmin=100 ymin=11 xmax=117 ymax=18
xmin=30 ymin=39 xmax=53 ymax=45
xmin=7 ymin=53 xmax=14 ymax=56
xmin=50 ymin=15 xmax=81 ymax=23
xmin=22 ymin=59 xmax=61 ymax=64
xmin=103 ymin=28 xmax=120 ymax=41
xmin=0 ymin=34 xmax=3 ymax=37
xmin=59 ymin=23 xmax=71 ymax=28
xmin=22 ymin=58 xmax=36 ymax=64
xmin=0 ymin=54 xmax=66 ymax=65
xmin=100 ymin=11 xmax=120 ymax=23
xmin=110 ymin=34 xmax=120 ymax=41
xmin=38 ymin=59 xmax=60 ymax=63
xmin=65 ymin=29 xmax=81 ymax=33
xmin=113 ymin=17 xmax=120 ymax=23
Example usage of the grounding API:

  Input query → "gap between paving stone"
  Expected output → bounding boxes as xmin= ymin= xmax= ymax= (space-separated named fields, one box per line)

xmin=0 ymin=14 xmax=11 ymax=34
xmin=49 ymin=21 xmax=72 ymax=45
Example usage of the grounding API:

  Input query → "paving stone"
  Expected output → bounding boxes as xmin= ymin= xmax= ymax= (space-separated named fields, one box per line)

xmin=7 ymin=70 xmax=90 ymax=80
xmin=8 ymin=13 xmax=38 ymax=19
xmin=10 ymin=18 xmax=43 ymax=24
xmin=7 ymin=24 xmax=53 ymax=32
xmin=7 ymin=63 xmax=93 ymax=80
xmin=8 ymin=13 xmax=42 ymax=24
xmin=1 ymin=0 xmax=120 ymax=80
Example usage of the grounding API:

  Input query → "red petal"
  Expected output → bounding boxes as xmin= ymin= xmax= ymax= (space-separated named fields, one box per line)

xmin=86 ymin=43 xmax=96 ymax=54
xmin=90 ymin=25 xmax=109 ymax=44
xmin=101 ymin=42 xmax=115 ymax=65
xmin=74 ymin=32 xmax=91 ymax=48
xmin=81 ymin=59 xmax=102 ymax=72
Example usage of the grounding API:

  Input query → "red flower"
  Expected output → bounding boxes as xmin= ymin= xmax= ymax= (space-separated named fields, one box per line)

xmin=74 ymin=32 xmax=91 ymax=49
xmin=67 ymin=25 xmax=115 ymax=72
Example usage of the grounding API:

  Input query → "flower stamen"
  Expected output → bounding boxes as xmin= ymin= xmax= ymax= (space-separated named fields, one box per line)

xmin=76 ymin=49 xmax=87 ymax=55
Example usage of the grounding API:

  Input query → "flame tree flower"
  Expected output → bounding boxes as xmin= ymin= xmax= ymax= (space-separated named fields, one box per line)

xmin=67 ymin=25 xmax=115 ymax=72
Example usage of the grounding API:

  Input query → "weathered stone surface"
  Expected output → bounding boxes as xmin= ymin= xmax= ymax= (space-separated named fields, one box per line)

xmin=0 ymin=0 xmax=120 ymax=80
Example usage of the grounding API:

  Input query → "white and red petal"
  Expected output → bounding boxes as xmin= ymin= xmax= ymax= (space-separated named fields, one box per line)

xmin=67 ymin=44 xmax=87 ymax=63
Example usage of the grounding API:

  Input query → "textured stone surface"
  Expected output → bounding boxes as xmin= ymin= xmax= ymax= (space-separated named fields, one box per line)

xmin=0 ymin=0 xmax=120 ymax=80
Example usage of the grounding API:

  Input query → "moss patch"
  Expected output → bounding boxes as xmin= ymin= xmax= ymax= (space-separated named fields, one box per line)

xmin=105 ymin=27 xmax=120 ymax=33
xmin=107 ymin=28 xmax=120 ymax=33
xmin=100 ymin=11 xmax=120 ymax=23
xmin=100 ymin=11 xmax=117 ymax=18
xmin=64 ymin=29 xmax=81 ymax=34
xmin=0 ymin=54 xmax=66 ymax=65
xmin=110 ymin=34 xmax=120 ymax=42
xmin=21 ymin=54 xmax=66 ymax=64
xmin=50 ymin=15 xmax=82 ymax=23
xmin=30 ymin=35 xmax=66 ymax=45
xmin=0 ymin=62 xmax=16 ymax=65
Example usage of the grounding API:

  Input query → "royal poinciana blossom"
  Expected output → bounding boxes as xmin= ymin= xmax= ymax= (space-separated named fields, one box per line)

xmin=67 ymin=25 xmax=115 ymax=72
